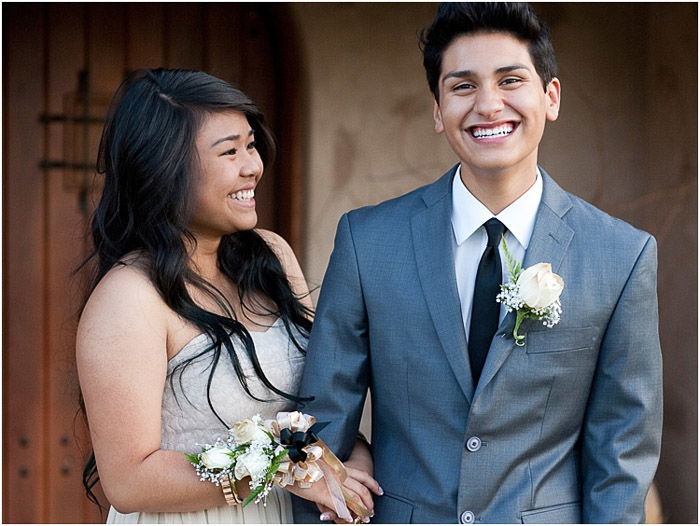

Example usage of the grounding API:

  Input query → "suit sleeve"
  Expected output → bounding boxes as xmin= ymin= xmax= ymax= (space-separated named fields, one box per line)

xmin=292 ymin=213 xmax=371 ymax=522
xmin=298 ymin=212 xmax=371 ymax=458
xmin=581 ymin=235 xmax=663 ymax=523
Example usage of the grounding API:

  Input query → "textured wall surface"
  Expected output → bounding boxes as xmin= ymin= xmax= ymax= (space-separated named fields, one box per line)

xmin=292 ymin=3 xmax=696 ymax=522
xmin=292 ymin=3 xmax=454 ymax=287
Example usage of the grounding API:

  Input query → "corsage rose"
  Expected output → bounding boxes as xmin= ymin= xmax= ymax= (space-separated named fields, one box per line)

xmin=231 ymin=418 xmax=272 ymax=445
xmin=200 ymin=446 xmax=234 ymax=470
xmin=234 ymin=449 xmax=271 ymax=482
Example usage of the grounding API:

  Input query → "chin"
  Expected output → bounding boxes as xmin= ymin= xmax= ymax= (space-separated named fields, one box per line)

xmin=237 ymin=219 xmax=259 ymax=232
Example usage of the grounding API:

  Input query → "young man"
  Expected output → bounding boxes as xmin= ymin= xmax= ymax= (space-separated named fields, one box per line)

xmin=295 ymin=3 xmax=662 ymax=523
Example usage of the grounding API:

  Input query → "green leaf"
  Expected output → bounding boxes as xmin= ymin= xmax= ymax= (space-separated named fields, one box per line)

xmin=242 ymin=484 xmax=264 ymax=507
xmin=272 ymin=449 xmax=290 ymax=464
xmin=501 ymin=235 xmax=522 ymax=280
xmin=241 ymin=454 xmax=286 ymax=507
xmin=184 ymin=453 xmax=200 ymax=465
xmin=265 ymin=455 xmax=286 ymax=484
xmin=231 ymin=444 xmax=248 ymax=455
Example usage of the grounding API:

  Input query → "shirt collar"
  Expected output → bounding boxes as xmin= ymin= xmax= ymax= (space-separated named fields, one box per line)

xmin=451 ymin=164 xmax=543 ymax=249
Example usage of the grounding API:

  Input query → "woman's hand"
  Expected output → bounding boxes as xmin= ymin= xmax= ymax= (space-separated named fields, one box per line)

xmin=285 ymin=477 xmax=336 ymax=512
xmin=314 ymin=439 xmax=383 ymax=523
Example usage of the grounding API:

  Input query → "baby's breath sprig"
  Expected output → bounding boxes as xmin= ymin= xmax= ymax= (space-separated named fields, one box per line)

xmin=496 ymin=236 xmax=564 ymax=346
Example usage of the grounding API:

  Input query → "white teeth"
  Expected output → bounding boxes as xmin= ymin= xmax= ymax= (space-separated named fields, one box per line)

xmin=229 ymin=189 xmax=255 ymax=200
xmin=471 ymin=124 xmax=514 ymax=138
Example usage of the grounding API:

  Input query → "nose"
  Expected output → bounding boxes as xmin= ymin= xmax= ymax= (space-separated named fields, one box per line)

xmin=473 ymin=85 xmax=504 ymax=119
xmin=240 ymin=150 xmax=262 ymax=179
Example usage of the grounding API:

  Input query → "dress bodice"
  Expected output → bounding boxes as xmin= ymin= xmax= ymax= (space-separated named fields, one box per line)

xmin=161 ymin=318 xmax=306 ymax=452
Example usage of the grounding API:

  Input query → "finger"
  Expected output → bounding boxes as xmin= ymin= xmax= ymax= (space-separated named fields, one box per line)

xmin=345 ymin=467 xmax=383 ymax=495
xmin=343 ymin=482 xmax=374 ymax=517
xmin=319 ymin=502 xmax=338 ymax=522
xmin=319 ymin=511 xmax=338 ymax=522
xmin=345 ymin=473 xmax=378 ymax=511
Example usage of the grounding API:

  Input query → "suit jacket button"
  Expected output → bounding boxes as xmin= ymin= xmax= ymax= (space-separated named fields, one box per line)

xmin=460 ymin=510 xmax=475 ymax=523
xmin=466 ymin=436 xmax=482 ymax=452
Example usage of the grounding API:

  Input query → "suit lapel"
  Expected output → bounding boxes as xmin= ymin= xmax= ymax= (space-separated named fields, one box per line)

xmin=474 ymin=169 xmax=575 ymax=398
xmin=520 ymin=171 xmax=575 ymax=273
xmin=412 ymin=166 xmax=475 ymax=403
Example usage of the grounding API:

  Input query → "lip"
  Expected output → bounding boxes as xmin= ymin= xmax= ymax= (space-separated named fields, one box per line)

xmin=466 ymin=120 xmax=519 ymax=144
xmin=231 ymin=197 xmax=256 ymax=209
xmin=227 ymin=185 xmax=256 ymax=209
xmin=229 ymin=184 xmax=256 ymax=193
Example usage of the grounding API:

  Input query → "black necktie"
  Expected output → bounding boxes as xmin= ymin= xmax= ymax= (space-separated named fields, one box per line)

xmin=468 ymin=218 xmax=507 ymax=384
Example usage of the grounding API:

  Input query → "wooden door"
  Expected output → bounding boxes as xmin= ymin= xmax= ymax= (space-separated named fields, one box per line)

xmin=3 ymin=4 xmax=303 ymax=522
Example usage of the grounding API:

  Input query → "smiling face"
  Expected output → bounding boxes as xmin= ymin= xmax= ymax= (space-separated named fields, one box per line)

xmin=433 ymin=31 xmax=560 ymax=183
xmin=189 ymin=110 xmax=263 ymax=241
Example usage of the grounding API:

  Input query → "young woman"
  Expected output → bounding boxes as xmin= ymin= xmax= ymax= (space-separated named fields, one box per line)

xmin=76 ymin=69 xmax=378 ymax=524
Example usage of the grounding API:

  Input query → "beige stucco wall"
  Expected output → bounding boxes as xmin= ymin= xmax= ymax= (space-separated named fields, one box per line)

xmin=291 ymin=3 xmax=697 ymax=522
xmin=292 ymin=3 xmax=453 ymax=287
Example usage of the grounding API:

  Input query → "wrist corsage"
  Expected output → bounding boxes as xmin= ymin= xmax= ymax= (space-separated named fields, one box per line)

xmin=496 ymin=236 xmax=564 ymax=346
xmin=185 ymin=411 xmax=368 ymax=522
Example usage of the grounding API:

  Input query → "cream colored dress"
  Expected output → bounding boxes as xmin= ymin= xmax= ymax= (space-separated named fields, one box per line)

xmin=107 ymin=318 xmax=305 ymax=524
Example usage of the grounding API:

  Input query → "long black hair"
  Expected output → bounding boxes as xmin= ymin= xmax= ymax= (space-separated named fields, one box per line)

xmin=79 ymin=68 xmax=312 ymax=506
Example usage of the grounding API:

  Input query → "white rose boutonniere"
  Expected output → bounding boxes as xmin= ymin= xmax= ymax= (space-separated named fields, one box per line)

xmin=496 ymin=237 xmax=564 ymax=346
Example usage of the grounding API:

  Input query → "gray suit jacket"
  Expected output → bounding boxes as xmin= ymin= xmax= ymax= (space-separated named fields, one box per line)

xmin=293 ymin=166 xmax=662 ymax=523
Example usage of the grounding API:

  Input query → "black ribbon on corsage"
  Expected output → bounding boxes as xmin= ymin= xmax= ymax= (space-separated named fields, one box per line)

xmin=279 ymin=421 xmax=328 ymax=462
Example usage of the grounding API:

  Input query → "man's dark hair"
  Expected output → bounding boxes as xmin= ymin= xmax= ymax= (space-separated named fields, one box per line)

xmin=420 ymin=2 xmax=557 ymax=100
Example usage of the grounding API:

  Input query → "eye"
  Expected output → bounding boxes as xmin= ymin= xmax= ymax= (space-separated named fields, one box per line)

xmin=454 ymin=82 xmax=475 ymax=91
xmin=501 ymin=77 xmax=523 ymax=87
xmin=247 ymin=141 xmax=257 ymax=150
xmin=222 ymin=148 xmax=237 ymax=156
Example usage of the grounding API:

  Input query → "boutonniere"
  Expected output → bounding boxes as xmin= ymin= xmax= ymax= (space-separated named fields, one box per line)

xmin=496 ymin=236 xmax=564 ymax=346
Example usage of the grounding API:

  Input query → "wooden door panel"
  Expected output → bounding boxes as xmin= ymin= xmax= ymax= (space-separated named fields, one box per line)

xmin=165 ymin=4 xmax=206 ymax=70
xmin=127 ymin=4 xmax=166 ymax=70
xmin=3 ymin=5 xmax=48 ymax=523
xmin=206 ymin=4 xmax=244 ymax=88
xmin=45 ymin=4 xmax=100 ymax=523
xmin=89 ymin=4 xmax=127 ymax=93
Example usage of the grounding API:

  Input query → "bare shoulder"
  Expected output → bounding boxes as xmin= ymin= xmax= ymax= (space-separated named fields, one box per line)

xmin=256 ymin=228 xmax=292 ymax=255
xmin=255 ymin=229 xmax=298 ymax=269
xmin=81 ymin=262 xmax=164 ymax=322
xmin=255 ymin=229 xmax=313 ymax=310
xmin=77 ymin=261 xmax=169 ymax=363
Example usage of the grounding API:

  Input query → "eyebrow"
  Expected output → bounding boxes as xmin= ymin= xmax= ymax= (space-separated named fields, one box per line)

xmin=442 ymin=64 xmax=530 ymax=82
xmin=210 ymin=128 xmax=254 ymax=148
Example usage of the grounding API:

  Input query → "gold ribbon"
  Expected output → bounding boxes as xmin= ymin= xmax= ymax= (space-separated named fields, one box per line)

xmin=268 ymin=412 xmax=371 ymax=522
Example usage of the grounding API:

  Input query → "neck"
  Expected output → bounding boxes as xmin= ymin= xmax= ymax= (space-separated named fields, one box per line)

xmin=460 ymin=163 xmax=538 ymax=215
xmin=186 ymin=234 xmax=221 ymax=281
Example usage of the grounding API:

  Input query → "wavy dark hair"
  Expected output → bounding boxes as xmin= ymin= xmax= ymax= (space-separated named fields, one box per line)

xmin=78 ymin=68 xmax=312 ymax=506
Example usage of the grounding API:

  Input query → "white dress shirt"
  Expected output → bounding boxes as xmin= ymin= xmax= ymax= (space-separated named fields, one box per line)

xmin=451 ymin=165 xmax=543 ymax=344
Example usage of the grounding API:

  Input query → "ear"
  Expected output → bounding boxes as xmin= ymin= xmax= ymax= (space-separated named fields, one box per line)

xmin=545 ymin=77 xmax=561 ymax=122
xmin=433 ymin=100 xmax=445 ymax=134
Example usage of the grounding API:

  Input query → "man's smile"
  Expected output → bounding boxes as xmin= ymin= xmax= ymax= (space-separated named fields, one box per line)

xmin=468 ymin=121 xmax=518 ymax=139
